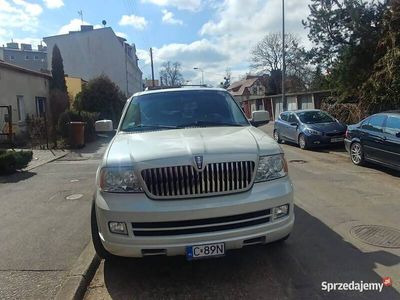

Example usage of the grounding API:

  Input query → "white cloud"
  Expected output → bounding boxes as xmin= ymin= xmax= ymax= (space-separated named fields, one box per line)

xmin=138 ymin=39 xmax=229 ymax=84
xmin=12 ymin=0 xmax=43 ymax=16
xmin=139 ymin=0 xmax=313 ymax=86
xmin=43 ymin=0 xmax=64 ymax=9
xmin=119 ymin=15 xmax=148 ymax=30
xmin=57 ymin=19 xmax=101 ymax=35
xmin=115 ymin=31 xmax=128 ymax=39
xmin=161 ymin=9 xmax=183 ymax=25
xmin=142 ymin=0 xmax=201 ymax=11
xmin=0 ymin=0 xmax=43 ymax=45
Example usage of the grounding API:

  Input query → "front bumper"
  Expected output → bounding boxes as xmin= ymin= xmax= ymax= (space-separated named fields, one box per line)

xmin=305 ymin=134 xmax=345 ymax=147
xmin=344 ymin=138 xmax=351 ymax=152
xmin=94 ymin=177 xmax=294 ymax=257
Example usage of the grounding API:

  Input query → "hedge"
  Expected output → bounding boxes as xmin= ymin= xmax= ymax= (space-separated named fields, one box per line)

xmin=0 ymin=150 xmax=33 ymax=175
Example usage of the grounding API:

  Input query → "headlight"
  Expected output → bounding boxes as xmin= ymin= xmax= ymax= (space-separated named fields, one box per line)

xmin=255 ymin=154 xmax=288 ymax=182
xmin=305 ymin=128 xmax=322 ymax=135
xmin=99 ymin=167 xmax=143 ymax=193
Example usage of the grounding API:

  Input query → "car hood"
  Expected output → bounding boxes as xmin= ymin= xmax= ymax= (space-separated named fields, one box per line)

xmin=306 ymin=122 xmax=346 ymax=133
xmin=103 ymin=126 xmax=281 ymax=166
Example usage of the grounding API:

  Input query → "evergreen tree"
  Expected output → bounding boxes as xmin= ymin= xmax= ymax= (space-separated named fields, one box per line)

xmin=360 ymin=0 xmax=400 ymax=113
xmin=50 ymin=44 xmax=67 ymax=92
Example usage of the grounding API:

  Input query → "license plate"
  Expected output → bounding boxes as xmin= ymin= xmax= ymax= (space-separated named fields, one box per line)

xmin=186 ymin=243 xmax=225 ymax=260
xmin=331 ymin=137 xmax=344 ymax=143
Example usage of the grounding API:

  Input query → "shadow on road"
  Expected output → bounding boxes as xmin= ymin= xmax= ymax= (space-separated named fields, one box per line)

xmin=99 ymin=206 xmax=399 ymax=299
xmin=0 ymin=171 xmax=36 ymax=184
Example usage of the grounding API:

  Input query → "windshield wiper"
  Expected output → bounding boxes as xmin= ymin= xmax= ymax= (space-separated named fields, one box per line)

xmin=178 ymin=121 xmax=245 ymax=128
xmin=122 ymin=124 xmax=178 ymax=132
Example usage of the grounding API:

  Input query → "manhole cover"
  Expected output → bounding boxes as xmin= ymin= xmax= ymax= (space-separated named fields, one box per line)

xmin=289 ymin=159 xmax=307 ymax=164
xmin=65 ymin=194 xmax=83 ymax=200
xmin=350 ymin=225 xmax=400 ymax=248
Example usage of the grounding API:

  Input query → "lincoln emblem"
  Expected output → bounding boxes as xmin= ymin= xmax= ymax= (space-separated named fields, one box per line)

xmin=194 ymin=156 xmax=203 ymax=170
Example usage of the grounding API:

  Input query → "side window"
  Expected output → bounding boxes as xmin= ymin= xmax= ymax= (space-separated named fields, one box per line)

xmin=361 ymin=115 xmax=386 ymax=132
xmin=384 ymin=116 xmax=400 ymax=137
xmin=280 ymin=113 xmax=288 ymax=122
xmin=288 ymin=113 xmax=298 ymax=124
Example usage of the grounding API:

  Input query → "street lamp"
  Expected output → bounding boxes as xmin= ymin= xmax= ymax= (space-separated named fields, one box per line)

xmin=282 ymin=0 xmax=287 ymax=111
xmin=193 ymin=67 xmax=204 ymax=85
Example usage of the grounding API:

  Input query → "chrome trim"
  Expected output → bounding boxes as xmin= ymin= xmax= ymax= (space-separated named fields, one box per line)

xmin=141 ymin=160 xmax=256 ymax=199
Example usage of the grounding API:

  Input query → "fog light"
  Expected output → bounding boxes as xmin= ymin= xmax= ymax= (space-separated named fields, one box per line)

xmin=273 ymin=204 xmax=289 ymax=219
xmin=108 ymin=222 xmax=127 ymax=235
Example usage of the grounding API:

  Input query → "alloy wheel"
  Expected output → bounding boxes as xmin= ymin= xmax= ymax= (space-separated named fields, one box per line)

xmin=299 ymin=135 xmax=306 ymax=149
xmin=351 ymin=142 xmax=362 ymax=164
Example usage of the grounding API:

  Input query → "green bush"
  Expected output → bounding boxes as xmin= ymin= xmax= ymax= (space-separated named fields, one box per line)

xmin=14 ymin=151 xmax=33 ymax=169
xmin=0 ymin=150 xmax=32 ymax=175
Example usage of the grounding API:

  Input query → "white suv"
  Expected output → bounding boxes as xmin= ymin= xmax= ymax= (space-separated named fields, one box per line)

xmin=92 ymin=88 xmax=294 ymax=260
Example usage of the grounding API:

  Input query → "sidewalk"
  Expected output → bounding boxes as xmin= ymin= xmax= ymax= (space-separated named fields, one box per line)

xmin=21 ymin=149 xmax=69 ymax=171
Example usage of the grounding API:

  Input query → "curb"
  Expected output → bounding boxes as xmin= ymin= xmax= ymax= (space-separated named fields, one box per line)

xmin=25 ymin=151 xmax=69 ymax=171
xmin=55 ymin=242 xmax=100 ymax=300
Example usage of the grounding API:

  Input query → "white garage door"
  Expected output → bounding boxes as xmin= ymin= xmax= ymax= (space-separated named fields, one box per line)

xmin=287 ymin=96 xmax=298 ymax=111
xmin=274 ymin=99 xmax=283 ymax=119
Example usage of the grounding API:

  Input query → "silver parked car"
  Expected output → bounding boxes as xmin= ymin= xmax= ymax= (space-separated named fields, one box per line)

xmin=92 ymin=88 xmax=294 ymax=260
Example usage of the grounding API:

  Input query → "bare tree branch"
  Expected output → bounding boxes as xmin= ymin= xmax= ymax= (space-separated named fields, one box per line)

xmin=159 ymin=61 xmax=184 ymax=86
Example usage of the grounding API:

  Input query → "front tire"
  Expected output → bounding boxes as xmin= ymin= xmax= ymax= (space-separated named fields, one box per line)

xmin=298 ymin=134 xmax=308 ymax=150
xmin=91 ymin=202 xmax=113 ymax=260
xmin=350 ymin=142 xmax=365 ymax=166
xmin=273 ymin=129 xmax=282 ymax=143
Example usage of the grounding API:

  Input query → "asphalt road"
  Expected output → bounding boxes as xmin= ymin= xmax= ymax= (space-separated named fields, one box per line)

xmin=0 ymin=140 xmax=108 ymax=299
xmin=84 ymin=125 xmax=400 ymax=300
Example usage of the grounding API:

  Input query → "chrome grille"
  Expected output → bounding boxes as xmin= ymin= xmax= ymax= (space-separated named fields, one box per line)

xmin=141 ymin=161 xmax=255 ymax=199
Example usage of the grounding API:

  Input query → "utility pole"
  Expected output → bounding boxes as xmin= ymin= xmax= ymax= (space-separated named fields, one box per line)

xmin=282 ymin=0 xmax=287 ymax=111
xmin=150 ymin=48 xmax=155 ymax=87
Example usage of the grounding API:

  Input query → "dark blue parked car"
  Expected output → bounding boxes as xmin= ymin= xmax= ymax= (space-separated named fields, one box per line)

xmin=344 ymin=111 xmax=400 ymax=171
xmin=273 ymin=109 xmax=347 ymax=149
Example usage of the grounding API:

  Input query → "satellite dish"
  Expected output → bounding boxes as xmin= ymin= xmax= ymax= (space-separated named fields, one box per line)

xmin=102 ymin=20 xmax=107 ymax=27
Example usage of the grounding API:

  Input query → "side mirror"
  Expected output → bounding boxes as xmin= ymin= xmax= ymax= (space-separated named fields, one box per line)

xmin=290 ymin=122 xmax=299 ymax=127
xmin=95 ymin=120 xmax=115 ymax=136
xmin=249 ymin=110 xmax=270 ymax=127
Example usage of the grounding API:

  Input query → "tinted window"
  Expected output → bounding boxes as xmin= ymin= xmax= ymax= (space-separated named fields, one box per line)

xmin=362 ymin=115 xmax=386 ymax=132
xmin=288 ymin=113 xmax=298 ymax=123
xmin=384 ymin=116 xmax=400 ymax=137
xmin=121 ymin=91 xmax=249 ymax=131
xmin=280 ymin=112 xmax=289 ymax=122
xmin=297 ymin=111 xmax=335 ymax=124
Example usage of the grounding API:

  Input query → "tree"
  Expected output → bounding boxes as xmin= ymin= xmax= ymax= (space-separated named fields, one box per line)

xmin=49 ymin=44 xmax=69 ymax=147
xmin=360 ymin=0 xmax=400 ymax=114
xmin=303 ymin=0 xmax=387 ymax=101
xmin=50 ymin=44 xmax=67 ymax=92
xmin=310 ymin=65 xmax=329 ymax=90
xmin=74 ymin=75 xmax=125 ymax=124
xmin=250 ymin=33 xmax=312 ymax=92
xmin=159 ymin=61 xmax=184 ymax=86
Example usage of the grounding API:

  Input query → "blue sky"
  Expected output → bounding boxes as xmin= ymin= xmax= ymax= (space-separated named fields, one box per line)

xmin=0 ymin=0 xmax=312 ymax=85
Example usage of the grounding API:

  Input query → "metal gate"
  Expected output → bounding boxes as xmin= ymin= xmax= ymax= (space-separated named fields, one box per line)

xmin=0 ymin=105 xmax=12 ymax=145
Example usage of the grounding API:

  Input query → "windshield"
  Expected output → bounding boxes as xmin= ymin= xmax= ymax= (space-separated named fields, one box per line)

xmin=296 ymin=111 xmax=336 ymax=124
xmin=120 ymin=90 xmax=249 ymax=131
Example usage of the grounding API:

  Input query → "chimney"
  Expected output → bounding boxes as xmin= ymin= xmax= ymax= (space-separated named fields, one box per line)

xmin=81 ymin=25 xmax=94 ymax=32
xmin=6 ymin=42 xmax=19 ymax=49
xmin=21 ymin=43 xmax=32 ymax=51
